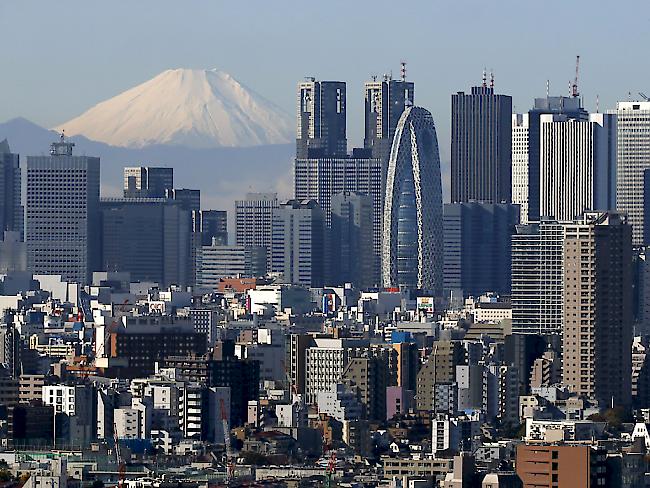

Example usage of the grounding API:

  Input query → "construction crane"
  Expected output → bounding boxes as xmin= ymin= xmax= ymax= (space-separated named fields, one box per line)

xmin=571 ymin=55 xmax=580 ymax=98
xmin=219 ymin=397 xmax=234 ymax=483
xmin=113 ymin=421 xmax=126 ymax=488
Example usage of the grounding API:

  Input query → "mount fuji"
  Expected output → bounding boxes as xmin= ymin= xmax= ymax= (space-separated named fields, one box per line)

xmin=54 ymin=68 xmax=293 ymax=149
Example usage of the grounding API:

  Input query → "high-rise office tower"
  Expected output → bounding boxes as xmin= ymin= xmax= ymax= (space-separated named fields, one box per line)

xmin=101 ymin=198 xmax=191 ymax=287
xmin=270 ymin=199 xmax=325 ymax=287
xmin=382 ymin=106 xmax=443 ymax=293
xmin=193 ymin=210 xmax=227 ymax=246
xmin=235 ymin=193 xmax=278 ymax=272
xmin=166 ymin=188 xmax=200 ymax=213
xmin=539 ymin=113 xmax=616 ymax=221
xmin=329 ymin=191 xmax=373 ymax=288
xmin=364 ymin=72 xmax=414 ymax=164
xmin=616 ymin=101 xmax=650 ymax=245
xmin=443 ymin=202 xmax=520 ymax=297
xmin=451 ymin=79 xmax=512 ymax=204
xmin=0 ymin=140 xmax=21 ymax=236
xmin=511 ymin=220 xmax=566 ymax=335
xmin=513 ymin=96 xmax=589 ymax=223
xmin=512 ymin=115 xmax=530 ymax=224
xmin=296 ymin=79 xmax=347 ymax=158
xmin=25 ymin=136 xmax=100 ymax=284
xmin=123 ymin=166 xmax=173 ymax=198
xmin=294 ymin=153 xmax=382 ymax=283
xmin=562 ymin=212 xmax=632 ymax=407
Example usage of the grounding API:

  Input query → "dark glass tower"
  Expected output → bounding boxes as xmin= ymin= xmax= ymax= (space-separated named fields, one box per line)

xmin=451 ymin=82 xmax=512 ymax=204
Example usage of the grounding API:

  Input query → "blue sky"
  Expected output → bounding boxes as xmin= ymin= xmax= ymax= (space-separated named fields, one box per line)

xmin=0 ymin=0 xmax=647 ymax=159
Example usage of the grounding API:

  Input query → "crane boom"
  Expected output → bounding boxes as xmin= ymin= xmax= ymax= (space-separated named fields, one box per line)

xmin=572 ymin=55 xmax=580 ymax=98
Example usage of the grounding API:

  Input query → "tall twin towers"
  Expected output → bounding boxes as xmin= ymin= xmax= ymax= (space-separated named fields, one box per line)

xmin=294 ymin=74 xmax=443 ymax=293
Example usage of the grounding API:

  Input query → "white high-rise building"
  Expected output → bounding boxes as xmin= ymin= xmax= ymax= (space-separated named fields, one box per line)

xmin=539 ymin=113 xmax=616 ymax=221
xmin=25 ymin=137 xmax=100 ymax=284
xmin=512 ymin=114 xmax=530 ymax=224
xmin=235 ymin=192 xmax=278 ymax=272
xmin=616 ymin=101 xmax=650 ymax=245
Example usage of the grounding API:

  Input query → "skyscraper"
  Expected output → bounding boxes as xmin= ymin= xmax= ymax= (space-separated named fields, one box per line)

xmin=270 ymin=199 xmax=325 ymax=287
xmin=616 ymin=101 xmax=650 ymax=245
xmin=235 ymin=192 xmax=278 ymax=272
xmin=0 ymin=140 xmax=21 ymax=236
xmin=123 ymin=166 xmax=173 ymax=198
xmin=513 ymin=96 xmax=588 ymax=223
xmin=329 ymin=191 xmax=373 ymax=288
xmin=193 ymin=210 xmax=228 ymax=246
xmin=25 ymin=136 xmax=100 ymax=284
xmin=511 ymin=220 xmax=566 ymax=335
xmin=443 ymin=202 xmax=520 ymax=297
xmin=363 ymin=73 xmax=414 ymax=164
xmin=562 ymin=212 xmax=632 ymax=407
xmin=293 ymin=153 xmax=382 ymax=283
xmin=382 ymin=106 xmax=443 ymax=293
xmin=451 ymin=79 xmax=512 ymax=204
xmin=100 ymin=198 xmax=191 ymax=287
xmin=167 ymin=188 xmax=200 ymax=213
xmin=296 ymin=79 xmax=347 ymax=158
xmin=539 ymin=113 xmax=616 ymax=221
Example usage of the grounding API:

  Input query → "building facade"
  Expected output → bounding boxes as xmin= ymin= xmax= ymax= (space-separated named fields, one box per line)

xmin=511 ymin=220 xmax=565 ymax=335
xmin=382 ymin=106 xmax=443 ymax=292
xmin=562 ymin=212 xmax=633 ymax=407
xmin=616 ymin=101 xmax=650 ymax=245
xmin=235 ymin=192 xmax=278 ymax=272
xmin=100 ymin=198 xmax=191 ymax=287
xmin=539 ymin=113 xmax=616 ymax=221
xmin=270 ymin=199 xmax=325 ymax=287
xmin=296 ymin=79 xmax=347 ymax=158
xmin=25 ymin=138 xmax=100 ymax=284
xmin=451 ymin=82 xmax=512 ymax=204
xmin=123 ymin=166 xmax=173 ymax=198
xmin=329 ymin=191 xmax=374 ymax=287
xmin=443 ymin=202 xmax=520 ymax=298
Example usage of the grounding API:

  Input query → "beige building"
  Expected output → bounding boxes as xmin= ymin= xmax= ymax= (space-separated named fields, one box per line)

xmin=416 ymin=341 xmax=465 ymax=411
xmin=562 ymin=212 xmax=632 ymax=407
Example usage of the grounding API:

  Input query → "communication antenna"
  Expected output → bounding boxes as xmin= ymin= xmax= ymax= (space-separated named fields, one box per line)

xmin=400 ymin=61 xmax=407 ymax=82
xmin=596 ymin=94 xmax=600 ymax=113
xmin=482 ymin=68 xmax=487 ymax=88
xmin=490 ymin=70 xmax=494 ymax=89
xmin=546 ymin=80 xmax=550 ymax=98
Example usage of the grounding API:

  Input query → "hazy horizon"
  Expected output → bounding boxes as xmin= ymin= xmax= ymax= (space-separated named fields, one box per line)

xmin=1 ymin=0 xmax=649 ymax=161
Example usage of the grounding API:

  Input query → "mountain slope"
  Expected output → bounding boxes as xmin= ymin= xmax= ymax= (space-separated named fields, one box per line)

xmin=54 ymin=68 xmax=293 ymax=149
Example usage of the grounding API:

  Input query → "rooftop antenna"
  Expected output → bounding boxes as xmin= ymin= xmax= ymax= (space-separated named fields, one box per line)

xmin=400 ymin=61 xmax=407 ymax=82
xmin=546 ymin=80 xmax=550 ymax=98
xmin=60 ymin=130 xmax=65 ymax=142
xmin=571 ymin=55 xmax=580 ymax=98
xmin=596 ymin=94 xmax=600 ymax=113
xmin=490 ymin=70 xmax=494 ymax=89
xmin=482 ymin=68 xmax=487 ymax=88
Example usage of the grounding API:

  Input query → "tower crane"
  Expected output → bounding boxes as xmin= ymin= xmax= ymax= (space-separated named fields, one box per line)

xmin=219 ymin=398 xmax=234 ymax=483
xmin=571 ymin=55 xmax=580 ymax=98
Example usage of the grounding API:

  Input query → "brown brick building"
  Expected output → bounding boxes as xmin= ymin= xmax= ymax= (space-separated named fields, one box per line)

xmin=516 ymin=444 xmax=606 ymax=488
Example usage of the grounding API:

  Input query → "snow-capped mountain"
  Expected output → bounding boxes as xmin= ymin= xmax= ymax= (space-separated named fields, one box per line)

xmin=54 ymin=68 xmax=293 ymax=149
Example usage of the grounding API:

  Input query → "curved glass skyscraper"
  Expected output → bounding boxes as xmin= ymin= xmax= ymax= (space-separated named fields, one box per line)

xmin=382 ymin=106 xmax=443 ymax=293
